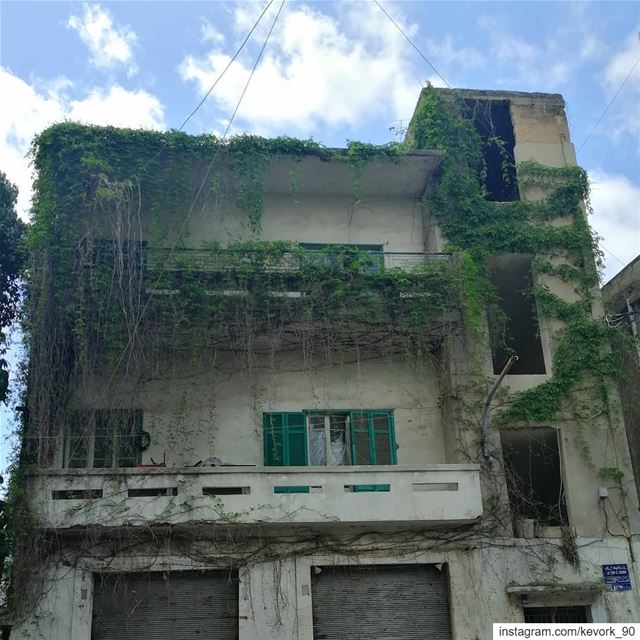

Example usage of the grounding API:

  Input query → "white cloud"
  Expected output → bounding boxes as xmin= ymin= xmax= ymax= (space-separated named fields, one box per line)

xmin=201 ymin=19 xmax=225 ymax=45
xmin=68 ymin=4 xmax=138 ymax=76
xmin=600 ymin=29 xmax=640 ymax=140
xmin=69 ymin=86 xmax=165 ymax=129
xmin=477 ymin=15 xmax=601 ymax=91
xmin=589 ymin=169 xmax=640 ymax=281
xmin=0 ymin=68 xmax=165 ymax=219
xmin=179 ymin=3 xmax=476 ymax=135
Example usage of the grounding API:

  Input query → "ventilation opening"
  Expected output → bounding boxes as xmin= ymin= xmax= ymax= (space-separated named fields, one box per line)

xmin=344 ymin=484 xmax=390 ymax=492
xmin=202 ymin=486 xmax=250 ymax=496
xmin=465 ymin=99 xmax=518 ymax=202
xmin=52 ymin=489 xmax=103 ymax=500
xmin=500 ymin=428 xmax=568 ymax=529
xmin=490 ymin=254 xmax=546 ymax=375
xmin=412 ymin=482 xmax=458 ymax=492
xmin=128 ymin=487 xmax=177 ymax=497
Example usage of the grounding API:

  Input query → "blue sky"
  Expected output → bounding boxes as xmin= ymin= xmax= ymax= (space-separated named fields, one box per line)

xmin=0 ymin=1 xmax=639 ymax=475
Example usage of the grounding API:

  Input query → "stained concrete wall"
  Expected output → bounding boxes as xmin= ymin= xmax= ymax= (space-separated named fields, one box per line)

xmin=10 ymin=538 xmax=640 ymax=640
xmin=18 ymin=90 xmax=640 ymax=639
xmin=185 ymin=194 xmax=426 ymax=252
xmin=70 ymin=353 xmax=445 ymax=469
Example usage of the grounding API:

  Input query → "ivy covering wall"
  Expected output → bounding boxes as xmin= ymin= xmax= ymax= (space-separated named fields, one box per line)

xmin=1 ymin=86 xmax=629 ymax=621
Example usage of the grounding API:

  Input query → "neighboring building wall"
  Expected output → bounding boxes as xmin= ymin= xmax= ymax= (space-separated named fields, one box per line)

xmin=603 ymin=255 xmax=640 ymax=497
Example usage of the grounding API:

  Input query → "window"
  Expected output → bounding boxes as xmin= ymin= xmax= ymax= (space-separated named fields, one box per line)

xmin=299 ymin=243 xmax=384 ymax=272
xmin=500 ymin=428 xmax=568 ymax=528
xmin=523 ymin=606 xmax=590 ymax=623
xmin=490 ymin=254 xmax=546 ymax=375
xmin=65 ymin=409 xmax=143 ymax=469
xmin=263 ymin=410 xmax=396 ymax=466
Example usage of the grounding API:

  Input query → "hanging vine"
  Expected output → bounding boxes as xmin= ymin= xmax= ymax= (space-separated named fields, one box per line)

xmin=1 ymin=88 xmax=631 ymax=625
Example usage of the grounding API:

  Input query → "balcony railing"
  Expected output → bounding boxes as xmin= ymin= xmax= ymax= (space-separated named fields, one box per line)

xmin=27 ymin=464 xmax=481 ymax=530
xmin=145 ymin=248 xmax=453 ymax=275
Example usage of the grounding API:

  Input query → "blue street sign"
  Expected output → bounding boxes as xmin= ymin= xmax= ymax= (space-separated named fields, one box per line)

xmin=602 ymin=564 xmax=632 ymax=591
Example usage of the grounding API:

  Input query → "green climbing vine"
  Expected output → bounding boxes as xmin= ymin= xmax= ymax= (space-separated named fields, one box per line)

xmin=3 ymin=87 xmax=629 ymax=625
xmin=407 ymin=86 xmax=615 ymax=426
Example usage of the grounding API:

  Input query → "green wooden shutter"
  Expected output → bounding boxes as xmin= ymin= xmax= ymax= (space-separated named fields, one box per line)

xmin=285 ymin=412 xmax=308 ymax=465
xmin=263 ymin=412 xmax=307 ymax=466
xmin=349 ymin=411 xmax=396 ymax=465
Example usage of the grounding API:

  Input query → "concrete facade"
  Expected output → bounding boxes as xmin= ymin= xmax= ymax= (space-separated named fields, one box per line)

xmin=10 ymin=89 xmax=640 ymax=639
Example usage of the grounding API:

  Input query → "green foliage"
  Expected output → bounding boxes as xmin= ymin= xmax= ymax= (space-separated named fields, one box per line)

xmin=598 ymin=466 xmax=624 ymax=482
xmin=407 ymin=87 xmax=613 ymax=424
xmin=0 ymin=172 xmax=26 ymax=403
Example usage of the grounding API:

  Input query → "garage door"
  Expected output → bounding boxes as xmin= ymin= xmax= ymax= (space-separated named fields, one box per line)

xmin=312 ymin=564 xmax=452 ymax=640
xmin=91 ymin=570 xmax=238 ymax=640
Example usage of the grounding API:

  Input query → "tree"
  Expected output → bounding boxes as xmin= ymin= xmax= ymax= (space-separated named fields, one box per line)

xmin=0 ymin=172 xmax=26 ymax=403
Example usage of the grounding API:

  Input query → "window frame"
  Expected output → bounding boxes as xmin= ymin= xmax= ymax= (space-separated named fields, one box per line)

xmin=306 ymin=411 xmax=351 ymax=466
xmin=64 ymin=409 xmax=143 ymax=469
xmin=263 ymin=410 xmax=396 ymax=467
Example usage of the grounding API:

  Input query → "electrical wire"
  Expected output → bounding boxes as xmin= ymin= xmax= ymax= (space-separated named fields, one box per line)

xmin=221 ymin=0 xmax=285 ymax=138
xmin=577 ymin=53 xmax=640 ymax=153
xmin=143 ymin=0 xmax=275 ymax=172
xmin=176 ymin=0 xmax=275 ymax=133
xmin=373 ymin=0 xmax=451 ymax=89
xmin=99 ymin=0 xmax=286 ymax=396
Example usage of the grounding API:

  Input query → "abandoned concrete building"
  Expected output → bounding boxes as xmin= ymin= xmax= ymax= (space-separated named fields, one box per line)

xmin=6 ymin=87 xmax=640 ymax=639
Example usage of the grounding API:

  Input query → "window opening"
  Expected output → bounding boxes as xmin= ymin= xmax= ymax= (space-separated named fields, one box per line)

xmin=523 ymin=606 xmax=590 ymax=623
xmin=307 ymin=413 xmax=350 ymax=466
xmin=64 ymin=409 xmax=143 ymax=469
xmin=490 ymin=254 xmax=546 ymax=374
xmin=501 ymin=427 xmax=568 ymax=528
xmin=465 ymin=98 xmax=518 ymax=201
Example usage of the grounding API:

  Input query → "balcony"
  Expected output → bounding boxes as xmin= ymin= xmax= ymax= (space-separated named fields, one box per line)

xmin=145 ymin=248 xmax=453 ymax=276
xmin=26 ymin=464 xmax=482 ymax=531
xmin=136 ymin=249 xmax=462 ymax=353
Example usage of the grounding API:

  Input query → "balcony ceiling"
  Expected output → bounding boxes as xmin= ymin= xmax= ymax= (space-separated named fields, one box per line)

xmin=262 ymin=150 xmax=443 ymax=198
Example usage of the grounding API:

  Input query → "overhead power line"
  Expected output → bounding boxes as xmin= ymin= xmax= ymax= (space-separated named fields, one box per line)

xmin=177 ymin=0 xmax=276 ymax=133
xmin=373 ymin=0 xmax=451 ymax=89
xmin=142 ymin=1 xmax=275 ymax=170
xmin=222 ymin=0 xmax=285 ymax=137
xmin=100 ymin=0 xmax=286 ymax=395
xmin=577 ymin=51 xmax=640 ymax=153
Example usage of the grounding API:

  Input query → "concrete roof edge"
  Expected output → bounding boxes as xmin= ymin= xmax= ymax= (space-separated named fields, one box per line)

xmin=603 ymin=254 xmax=640 ymax=291
xmin=425 ymin=86 xmax=565 ymax=103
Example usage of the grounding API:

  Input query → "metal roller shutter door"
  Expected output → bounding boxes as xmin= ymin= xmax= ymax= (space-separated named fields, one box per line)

xmin=91 ymin=570 xmax=239 ymax=640
xmin=311 ymin=564 xmax=452 ymax=640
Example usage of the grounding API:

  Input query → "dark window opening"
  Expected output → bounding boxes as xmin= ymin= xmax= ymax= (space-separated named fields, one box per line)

xmin=465 ymin=99 xmax=518 ymax=201
xmin=490 ymin=254 xmax=546 ymax=375
xmin=52 ymin=489 xmax=103 ymax=500
xmin=501 ymin=428 xmax=568 ymax=528
xmin=202 ymin=486 xmax=250 ymax=495
xmin=523 ymin=606 xmax=590 ymax=623
xmin=127 ymin=487 xmax=177 ymax=498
